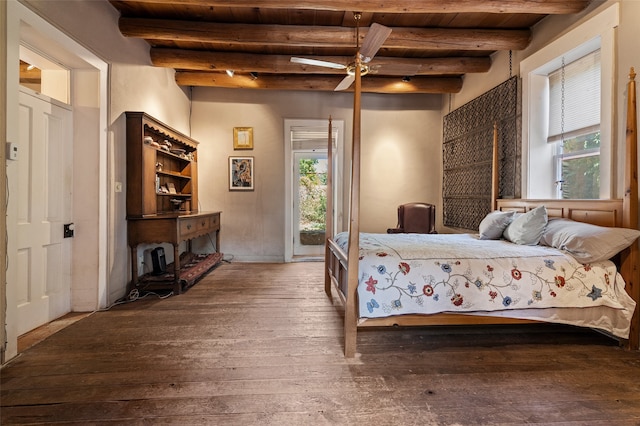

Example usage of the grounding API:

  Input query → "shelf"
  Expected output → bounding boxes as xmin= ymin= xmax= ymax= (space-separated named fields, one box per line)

xmin=126 ymin=111 xmax=198 ymax=220
xmin=156 ymin=148 xmax=193 ymax=162
xmin=156 ymin=192 xmax=191 ymax=197
xmin=157 ymin=170 xmax=191 ymax=180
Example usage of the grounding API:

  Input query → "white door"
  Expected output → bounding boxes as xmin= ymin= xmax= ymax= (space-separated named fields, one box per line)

xmin=293 ymin=151 xmax=328 ymax=257
xmin=16 ymin=89 xmax=73 ymax=335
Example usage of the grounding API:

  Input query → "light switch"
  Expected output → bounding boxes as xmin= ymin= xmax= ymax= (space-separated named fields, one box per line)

xmin=6 ymin=142 xmax=18 ymax=160
xmin=115 ymin=182 xmax=123 ymax=192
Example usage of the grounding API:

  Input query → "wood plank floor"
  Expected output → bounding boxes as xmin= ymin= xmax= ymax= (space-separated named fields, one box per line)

xmin=2 ymin=262 xmax=640 ymax=425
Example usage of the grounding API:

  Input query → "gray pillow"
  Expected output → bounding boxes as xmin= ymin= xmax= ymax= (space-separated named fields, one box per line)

xmin=540 ymin=218 xmax=640 ymax=263
xmin=502 ymin=205 xmax=548 ymax=245
xmin=478 ymin=210 xmax=515 ymax=240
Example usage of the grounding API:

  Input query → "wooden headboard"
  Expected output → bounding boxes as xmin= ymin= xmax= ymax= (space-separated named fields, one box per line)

xmin=496 ymin=199 xmax=624 ymax=228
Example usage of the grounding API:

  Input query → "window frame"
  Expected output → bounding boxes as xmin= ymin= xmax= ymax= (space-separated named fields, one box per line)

xmin=520 ymin=4 xmax=618 ymax=199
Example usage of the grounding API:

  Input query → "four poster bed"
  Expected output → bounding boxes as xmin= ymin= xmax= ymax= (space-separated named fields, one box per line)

xmin=324 ymin=69 xmax=640 ymax=358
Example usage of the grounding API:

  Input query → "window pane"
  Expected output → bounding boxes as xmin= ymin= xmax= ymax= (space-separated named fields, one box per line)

xmin=560 ymin=132 xmax=600 ymax=199
xmin=563 ymin=131 xmax=600 ymax=154
xmin=561 ymin=156 xmax=600 ymax=199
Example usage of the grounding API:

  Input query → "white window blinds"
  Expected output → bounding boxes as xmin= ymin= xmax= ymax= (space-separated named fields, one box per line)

xmin=548 ymin=50 xmax=601 ymax=142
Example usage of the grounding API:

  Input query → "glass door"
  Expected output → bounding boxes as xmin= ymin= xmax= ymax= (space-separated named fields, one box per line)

xmin=293 ymin=151 xmax=328 ymax=257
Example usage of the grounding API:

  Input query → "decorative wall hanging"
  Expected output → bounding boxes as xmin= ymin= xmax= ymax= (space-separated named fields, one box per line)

xmin=229 ymin=156 xmax=254 ymax=191
xmin=442 ymin=76 xmax=521 ymax=230
xmin=233 ymin=127 xmax=253 ymax=150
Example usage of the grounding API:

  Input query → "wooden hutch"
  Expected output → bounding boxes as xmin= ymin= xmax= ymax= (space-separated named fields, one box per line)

xmin=125 ymin=111 xmax=221 ymax=294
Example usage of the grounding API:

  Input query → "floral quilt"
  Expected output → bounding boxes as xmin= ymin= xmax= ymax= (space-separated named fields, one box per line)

xmin=333 ymin=232 xmax=632 ymax=319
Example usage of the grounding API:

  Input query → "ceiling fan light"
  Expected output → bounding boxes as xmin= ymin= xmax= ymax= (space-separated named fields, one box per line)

xmin=226 ymin=69 xmax=234 ymax=77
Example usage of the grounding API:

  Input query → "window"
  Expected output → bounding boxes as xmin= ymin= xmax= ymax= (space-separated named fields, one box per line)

xmin=520 ymin=4 xmax=617 ymax=200
xmin=19 ymin=46 xmax=70 ymax=104
xmin=548 ymin=50 xmax=601 ymax=199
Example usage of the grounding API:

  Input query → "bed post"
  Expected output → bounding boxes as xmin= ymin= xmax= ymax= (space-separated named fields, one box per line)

xmin=343 ymin=59 xmax=363 ymax=358
xmin=622 ymin=67 xmax=639 ymax=350
xmin=491 ymin=122 xmax=499 ymax=211
xmin=324 ymin=117 xmax=334 ymax=297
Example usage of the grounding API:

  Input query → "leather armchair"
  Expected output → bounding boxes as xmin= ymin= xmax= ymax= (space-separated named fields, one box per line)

xmin=387 ymin=202 xmax=437 ymax=234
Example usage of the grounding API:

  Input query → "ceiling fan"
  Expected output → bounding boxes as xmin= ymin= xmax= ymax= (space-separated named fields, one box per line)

xmin=290 ymin=13 xmax=397 ymax=91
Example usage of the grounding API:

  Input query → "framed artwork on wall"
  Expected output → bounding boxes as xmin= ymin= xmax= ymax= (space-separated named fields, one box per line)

xmin=229 ymin=156 xmax=254 ymax=191
xmin=233 ymin=127 xmax=253 ymax=150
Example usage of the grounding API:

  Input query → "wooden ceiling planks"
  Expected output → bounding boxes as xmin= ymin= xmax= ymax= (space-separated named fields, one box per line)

xmin=108 ymin=0 xmax=592 ymax=94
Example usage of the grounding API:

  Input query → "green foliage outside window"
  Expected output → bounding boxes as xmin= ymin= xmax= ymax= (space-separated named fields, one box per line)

xmin=561 ymin=132 xmax=600 ymax=199
xmin=299 ymin=159 xmax=327 ymax=231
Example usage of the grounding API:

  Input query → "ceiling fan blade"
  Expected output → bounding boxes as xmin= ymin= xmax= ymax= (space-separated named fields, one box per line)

xmin=334 ymin=74 xmax=355 ymax=91
xmin=290 ymin=57 xmax=346 ymax=70
xmin=359 ymin=23 xmax=392 ymax=63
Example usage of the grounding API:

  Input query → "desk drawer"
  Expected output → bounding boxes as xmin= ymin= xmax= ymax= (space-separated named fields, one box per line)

xmin=196 ymin=216 xmax=211 ymax=232
xmin=209 ymin=213 xmax=220 ymax=229
xmin=179 ymin=217 xmax=199 ymax=237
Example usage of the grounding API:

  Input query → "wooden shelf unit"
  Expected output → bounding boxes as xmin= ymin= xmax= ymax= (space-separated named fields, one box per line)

xmin=125 ymin=111 xmax=198 ymax=217
xmin=125 ymin=112 xmax=221 ymax=294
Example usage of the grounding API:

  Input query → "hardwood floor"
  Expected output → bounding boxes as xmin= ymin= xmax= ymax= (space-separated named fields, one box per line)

xmin=2 ymin=262 xmax=640 ymax=425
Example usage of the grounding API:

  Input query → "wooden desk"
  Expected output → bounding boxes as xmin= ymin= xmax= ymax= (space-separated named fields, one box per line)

xmin=127 ymin=211 xmax=221 ymax=294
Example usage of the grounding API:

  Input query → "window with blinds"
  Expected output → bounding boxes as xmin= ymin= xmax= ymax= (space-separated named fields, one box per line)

xmin=548 ymin=50 xmax=601 ymax=143
xmin=548 ymin=50 xmax=601 ymax=199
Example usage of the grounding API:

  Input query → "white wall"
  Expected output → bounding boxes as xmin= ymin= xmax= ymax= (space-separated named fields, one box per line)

xmin=192 ymin=88 xmax=442 ymax=261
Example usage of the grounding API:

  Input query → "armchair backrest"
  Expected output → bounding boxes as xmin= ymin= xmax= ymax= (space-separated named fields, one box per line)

xmin=396 ymin=202 xmax=436 ymax=234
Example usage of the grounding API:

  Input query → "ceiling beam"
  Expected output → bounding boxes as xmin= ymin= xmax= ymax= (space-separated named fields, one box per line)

xmin=120 ymin=18 xmax=531 ymax=51
xmin=123 ymin=0 xmax=590 ymax=15
xmin=174 ymin=72 xmax=463 ymax=94
xmin=151 ymin=48 xmax=491 ymax=75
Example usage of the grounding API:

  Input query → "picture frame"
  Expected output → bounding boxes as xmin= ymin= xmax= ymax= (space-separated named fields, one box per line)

xmin=233 ymin=127 xmax=253 ymax=150
xmin=229 ymin=156 xmax=254 ymax=191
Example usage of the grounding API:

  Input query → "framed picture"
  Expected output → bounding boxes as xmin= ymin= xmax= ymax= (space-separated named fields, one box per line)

xmin=229 ymin=156 xmax=254 ymax=191
xmin=233 ymin=127 xmax=253 ymax=150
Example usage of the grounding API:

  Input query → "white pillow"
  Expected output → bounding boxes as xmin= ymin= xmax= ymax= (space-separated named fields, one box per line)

xmin=478 ymin=210 xmax=515 ymax=240
xmin=502 ymin=205 xmax=548 ymax=245
xmin=540 ymin=218 xmax=640 ymax=263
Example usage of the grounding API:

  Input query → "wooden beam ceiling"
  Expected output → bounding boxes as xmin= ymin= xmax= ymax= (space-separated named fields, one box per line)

xmin=151 ymin=49 xmax=492 ymax=75
xmin=109 ymin=0 xmax=593 ymax=93
xmin=175 ymin=72 xmax=463 ymax=94
xmin=120 ymin=18 xmax=532 ymax=51
xmin=121 ymin=0 xmax=591 ymax=15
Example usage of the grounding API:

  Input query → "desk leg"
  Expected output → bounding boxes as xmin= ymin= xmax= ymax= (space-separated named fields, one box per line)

xmin=173 ymin=244 xmax=181 ymax=295
xmin=130 ymin=245 xmax=139 ymax=290
xmin=215 ymin=229 xmax=220 ymax=253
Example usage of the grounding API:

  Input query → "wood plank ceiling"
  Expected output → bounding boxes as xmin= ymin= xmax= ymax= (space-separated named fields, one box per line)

xmin=108 ymin=0 xmax=592 ymax=94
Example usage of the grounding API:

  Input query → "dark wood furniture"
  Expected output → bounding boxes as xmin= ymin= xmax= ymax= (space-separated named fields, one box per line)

xmin=125 ymin=111 xmax=198 ymax=216
xmin=387 ymin=202 xmax=437 ymax=234
xmin=125 ymin=112 xmax=221 ymax=294
xmin=127 ymin=211 xmax=220 ymax=294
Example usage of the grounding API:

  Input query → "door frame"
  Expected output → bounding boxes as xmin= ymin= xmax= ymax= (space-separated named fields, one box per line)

xmin=3 ymin=1 xmax=109 ymax=361
xmin=284 ymin=118 xmax=344 ymax=262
